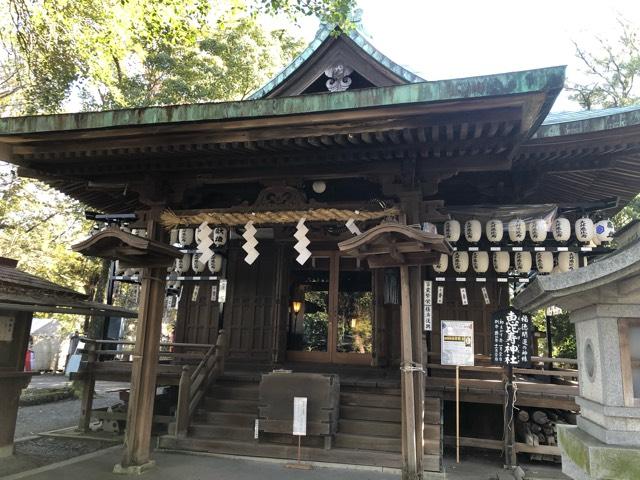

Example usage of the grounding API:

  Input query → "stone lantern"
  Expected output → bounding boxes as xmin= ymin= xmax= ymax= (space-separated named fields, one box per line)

xmin=513 ymin=238 xmax=640 ymax=480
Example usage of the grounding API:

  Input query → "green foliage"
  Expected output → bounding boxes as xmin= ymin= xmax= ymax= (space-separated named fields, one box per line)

xmin=613 ymin=194 xmax=640 ymax=230
xmin=532 ymin=309 xmax=576 ymax=360
xmin=569 ymin=19 xmax=640 ymax=110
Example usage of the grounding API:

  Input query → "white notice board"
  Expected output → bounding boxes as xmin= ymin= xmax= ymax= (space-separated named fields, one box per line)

xmin=441 ymin=320 xmax=474 ymax=366
xmin=292 ymin=397 xmax=307 ymax=436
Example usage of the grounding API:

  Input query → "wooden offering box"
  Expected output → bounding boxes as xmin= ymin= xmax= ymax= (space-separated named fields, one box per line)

xmin=258 ymin=372 xmax=340 ymax=438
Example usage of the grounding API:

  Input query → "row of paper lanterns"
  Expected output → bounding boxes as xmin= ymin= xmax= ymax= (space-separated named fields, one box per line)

xmin=114 ymin=253 xmax=223 ymax=276
xmin=433 ymin=251 xmax=580 ymax=274
xmin=170 ymin=227 xmax=228 ymax=248
xmin=443 ymin=218 xmax=614 ymax=244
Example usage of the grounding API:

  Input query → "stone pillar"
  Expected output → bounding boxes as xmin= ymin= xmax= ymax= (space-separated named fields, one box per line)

xmin=513 ymin=239 xmax=640 ymax=480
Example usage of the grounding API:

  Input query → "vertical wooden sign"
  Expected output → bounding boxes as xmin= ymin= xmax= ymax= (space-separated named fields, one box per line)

xmin=423 ymin=280 xmax=433 ymax=331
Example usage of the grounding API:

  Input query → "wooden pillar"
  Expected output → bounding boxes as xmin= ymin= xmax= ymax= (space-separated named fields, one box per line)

xmin=78 ymin=341 xmax=97 ymax=432
xmin=115 ymin=218 xmax=167 ymax=474
xmin=400 ymin=265 xmax=419 ymax=480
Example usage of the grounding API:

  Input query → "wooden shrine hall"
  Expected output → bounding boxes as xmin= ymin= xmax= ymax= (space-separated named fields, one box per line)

xmin=2 ymin=21 xmax=640 ymax=479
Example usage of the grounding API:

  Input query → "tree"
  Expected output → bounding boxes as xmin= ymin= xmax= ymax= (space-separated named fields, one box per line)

xmin=0 ymin=0 xmax=356 ymax=114
xmin=569 ymin=19 xmax=640 ymax=110
xmin=569 ymin=19 xmax=640 ymax=229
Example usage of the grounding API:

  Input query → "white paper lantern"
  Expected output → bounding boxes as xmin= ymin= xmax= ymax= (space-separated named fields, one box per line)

xmin=575 ymin=217 xmax=595 ymax=243
xmin=195 ymin=224 xmax=211 ymax=245
xmin=464 ymin=219 xmax=482 ymax=243
xmin=212 ymin=227 xmax=228 ymax=247
xmin=433 ymin=254 xmax=449 ymax=273
xmin=175 ymin=254 xmax=191 ymax=274
xmin=178 ymin=228 xmax=194 ymax=246
xmin=472 ymin=251 xmax=489 ymax=273
xmin=493 ymin=252 xmax=510 ymax=273
xmin=595 ymin=219 xmax=615 ymax=243
xmin=191 ymin=252 xmax=206 ymax=273
xmin=444 ymin=220 xmax=461 ymax=243
xmin=452 ymin=251 xmax=469 ymax=273
xmin=486 ymin=219 xmax=504 ymax=243
xmin=529 ymin=219 xmax=548 ymax=243
xmin=508 ymin=218 xmax=526 ymax=242
xmin=207 ymin=254 xmax=223 ymax=274
xmin=514 ymin=251 xmax=532 ymax=274
xmin=558 ymin=252 xmax=579 ymax=272
xmin=535 ymin=252 xmax=554 ymax=273
xmin=169 ymin=229 xmax=179 ymax=245
xmin=553 ymin=218 xmax=571 ymax=242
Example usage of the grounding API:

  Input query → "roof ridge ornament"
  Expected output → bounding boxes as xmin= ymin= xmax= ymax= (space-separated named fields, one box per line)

xmin=325 ymin=64 xmax=353 ymax=92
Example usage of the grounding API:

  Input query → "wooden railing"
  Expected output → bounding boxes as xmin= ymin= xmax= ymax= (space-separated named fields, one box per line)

xmin=175 ymin=330 xmax=226 ymax=438
xmin=75 ymin=330 xmax=226 ymax=434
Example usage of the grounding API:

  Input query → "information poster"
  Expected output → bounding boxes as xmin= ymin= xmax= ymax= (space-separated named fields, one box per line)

xmin=292 ymin=397 xmax=307 ymax=436
xmin=441 ymin=320 xmax=474 ymax=366
xmin=491 ymin=308 xmax=532 ymax=366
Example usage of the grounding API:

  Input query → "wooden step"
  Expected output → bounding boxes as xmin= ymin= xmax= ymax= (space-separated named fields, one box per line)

xmin=334 ymin=432 xmax=401 ymax=453
xmin=203 ymin=397 xmax=258 ymax=414
xmin=199 ymin=411 xmax=256 ymax=428
xmin=340 ymin=405 xmax=401 ymax=422
xmin=340 ymin=392 xmax=400 ymax=409
xmin=189 ymin=424 xmax=255 ymax=442
xmin=208 ymin=384 xmax=259 ymax=400
xmin=338 ymin=418 xmax=401 ymax=437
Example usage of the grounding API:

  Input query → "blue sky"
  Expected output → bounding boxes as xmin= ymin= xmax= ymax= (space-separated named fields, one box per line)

xmin=291 ymin=0 xmax=640 ymax=111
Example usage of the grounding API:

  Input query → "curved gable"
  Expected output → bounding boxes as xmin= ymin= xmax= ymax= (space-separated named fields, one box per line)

xmin=249 ymin=25 xmax=424 ymax=99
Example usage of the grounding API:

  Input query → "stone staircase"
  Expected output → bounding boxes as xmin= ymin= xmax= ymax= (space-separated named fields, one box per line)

xmin=160 ymin=374 xmax=442 ymax=472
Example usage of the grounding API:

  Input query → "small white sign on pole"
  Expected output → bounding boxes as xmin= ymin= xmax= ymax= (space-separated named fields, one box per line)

xmin=423 ymin=280 xmax=433 ymax=331
xmin=292 ymin=397 xmax=308 ymax=436
xmin=441 ymin=320 xmax=475 ymax=366
xmin=218 ymin=279 xmax=228 ymax=303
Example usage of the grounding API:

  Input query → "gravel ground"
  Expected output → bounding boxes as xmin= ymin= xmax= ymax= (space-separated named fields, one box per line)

xmin=2 ymin=437 xmax=115 ymax=478
xmin=15 ymin=391 xmax=123 ymax=439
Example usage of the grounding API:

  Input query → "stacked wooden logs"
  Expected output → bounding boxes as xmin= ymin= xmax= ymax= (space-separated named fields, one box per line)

xmin=515 ymin=408 xmax=577 ymax=461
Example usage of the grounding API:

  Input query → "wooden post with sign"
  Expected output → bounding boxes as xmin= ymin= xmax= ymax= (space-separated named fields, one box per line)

xmin=441 ymin=320 xmax=475 ymax=464
xmin=490 ymin=307 xmax=533 ymax=470
xmin=286 ymin=396 xmax=312 ymax=470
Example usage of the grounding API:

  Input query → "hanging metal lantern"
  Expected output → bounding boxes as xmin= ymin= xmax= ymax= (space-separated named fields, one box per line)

xmin=452 ymin=251 xmax=469 ymax=273
xmin=191 ymin=252 xmax=206 ymax=273
xmin=535 ymin=251 xmax=554 ymax=273
xmin=213 ymin=227 xmax=228 ymax=248
xmin=486 ymin=219 xmax=504 ymax=243
xmin=178 ymin=228 xmax=194 ymax=246
xmin=472 ymin=251 xmax=489 ymax=273
xmin=508 ymin=218 xmax=526 ymax=242
xmin=514 ymin=251 xmax=532 ymax=274
xmin=464 ymin=219 xmax=482 ymax=243
xmin=558 ymin=251 xmax=579 ymax=272
xmin=175 ymin=253 xmax=191 ymax=274
xmin=493 ymin=252 xmax=510 ymax=273
xmin=444 ymin=220 xmax=461 ymax=243
xmin=433 ymin=253 xmax=449 ymax=273
xmin=207 ymin=253 xmax=223 ymax=274
xmin=553 ymin=218 xmax=571 ymax=242
xmin=529 ymin=219 xmax=548 ymax=243
xmin=595 ymin=219 xmax=615 ymax=243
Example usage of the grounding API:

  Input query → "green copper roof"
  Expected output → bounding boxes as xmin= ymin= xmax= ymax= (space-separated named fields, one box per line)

xmin=0 ymin=66 xmax=565 ymax=136
xmin=535 ymin=104 xmax=640 ymax=138
xmin=248 ymin=24 xmax=425 ymax=100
